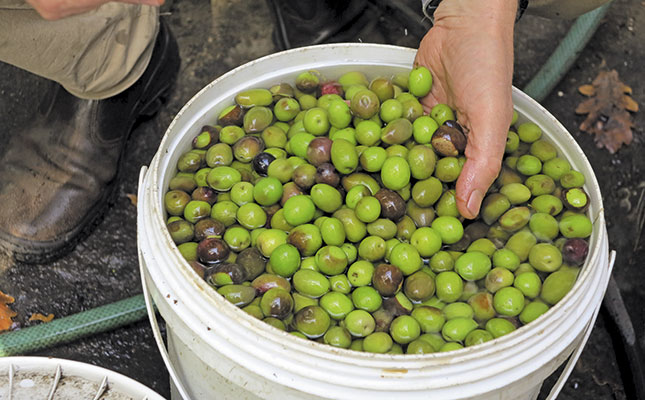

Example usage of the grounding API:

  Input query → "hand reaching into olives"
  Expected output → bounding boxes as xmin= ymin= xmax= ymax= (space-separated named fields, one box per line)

xmin=414 ymin=0 xmax=517 ymax=219
xmin=26 ymin=0 xmax=164 ymax=20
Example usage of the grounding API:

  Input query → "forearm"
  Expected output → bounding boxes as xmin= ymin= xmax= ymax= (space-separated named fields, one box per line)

xmin=527 ymin=0 xmax=611 ymax=19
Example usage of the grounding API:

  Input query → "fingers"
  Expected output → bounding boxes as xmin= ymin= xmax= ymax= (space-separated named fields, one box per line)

xmin=455 ymin=112 xmax=509 ymax=219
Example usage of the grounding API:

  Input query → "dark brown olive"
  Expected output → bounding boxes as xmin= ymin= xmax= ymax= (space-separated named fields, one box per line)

xmin=207 ymin=262 xmax=247 ymax=285
xmin=197 ymin=237 xmax=230 ymax=264
xmin=431 ymin=121 xmax=467 ymax=157
xmin=374 ymin=189 xmax=406 ymax=221
xmin=192 ymin=125 xmax=220 ymax=149
xmin=236 ymin=247 xmax=267 ymax=280
xmin=263 ymin=204 xmax=281 ymax=228
xmin=252 ymin=273 xmax=291 ymax=294
xmin=561 ymin=187 xmax=590 ymax=213
xmin=372 ymin=263 xmax=403 ymax=297
xmin=233 ymin=136 xmax=265 ymax=163
xmin=194 ymin=218 xmax=226 ymax=241
xmin=306 ymin=137 xmax=333 ymax=166
xmin=191 ymin=187 xmax=218 ymax=205
xmin=280 ymin=182 xmax=304 ymax=206
xmin=252 ymin=152 xmax=275 ymax=176
xmin=218 ymin=105 xmax=245 ymax=126
xmin=188 ymin=260 xmax=208 ymax=279
xmin=292 ymin=163 xmax=317 ymax=190
xmin=452 ymin=221 xmax=489 ymax=251
xmin=382 ymin=292 xmax=413 ymax=317
xmin=315 ymin=162 xmax=340 ymax=187
xmin=561 ymin=238 xmax=589 ymax=265
xmin=372 ymin=307 xmax=395 ymax=332
xmin=464 ymin=222 xmax=489 ymax=242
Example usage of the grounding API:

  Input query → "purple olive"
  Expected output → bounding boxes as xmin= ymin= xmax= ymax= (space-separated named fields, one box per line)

xmin=315 ymin=162 xmax=340 ymax=187
xmin=306 ymin=137 xmax=333 ymax=166
xmin=372 ymin=263 xmax=403 ymax=297
xmin=562 ymin=238 xmax=589 ymax=265
xmin=374 ymin=188 xmax=406 ymax=221
xmin=197 ymin=237 xmax=230 ymax=264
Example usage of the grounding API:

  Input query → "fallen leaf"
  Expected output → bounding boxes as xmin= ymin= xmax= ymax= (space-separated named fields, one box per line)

xmin=0 ymin=290 xmax=17 ymax=332
xmin=29 ymin=313 xmax=54 ymax=323
xmin=578 ymin=84 xmax=595 ymax=96
xmin=126 ymin=193 xmax=138 ymax=206
xmin=576 ymin=64 xmax=638 ymax=153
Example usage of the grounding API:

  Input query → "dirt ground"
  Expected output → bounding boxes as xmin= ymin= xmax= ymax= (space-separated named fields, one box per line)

xmin=1 ymin=0 xmax=644 ymax=399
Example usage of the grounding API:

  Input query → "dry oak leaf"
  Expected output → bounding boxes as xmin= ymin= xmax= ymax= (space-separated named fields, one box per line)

xmin=29 ymin=313 xmax=55 ymax=323
xmin=576 ymin=67 xmax=638 ymax=153
xmin=126 ymin=193 xmax=138 ymax=206
xmin=0 ymin=290 xmax=17 ymax=332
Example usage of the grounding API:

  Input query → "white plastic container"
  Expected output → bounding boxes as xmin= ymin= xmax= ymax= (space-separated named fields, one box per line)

xmin=137 ymin=44 xmax=614 ymax=400
xmin=0 ymin=356 xmax=165 ymax=399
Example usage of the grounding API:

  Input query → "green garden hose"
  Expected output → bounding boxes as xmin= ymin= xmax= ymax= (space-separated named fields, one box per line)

xmin=0 ymin=295 xmax=147 ymax=356
xmin=0 ymin=2 xmax=611 ymax=358
xmin=522 ymin=2 xmax=612 ymax=102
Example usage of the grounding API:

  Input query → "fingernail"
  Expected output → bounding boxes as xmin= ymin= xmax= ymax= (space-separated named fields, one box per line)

xmin=467 ymin=189 xmax=484 ymax=217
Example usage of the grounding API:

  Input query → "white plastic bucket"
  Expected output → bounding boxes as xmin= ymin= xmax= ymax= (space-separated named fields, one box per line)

xmin=0 ymin=356 xmax=165 ymax=399
xmin=137 ymin=44 xmax=614 ymax=400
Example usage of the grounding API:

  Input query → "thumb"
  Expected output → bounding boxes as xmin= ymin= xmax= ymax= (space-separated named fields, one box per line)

xmin=455 ymin=120 xmax=508 ymax=219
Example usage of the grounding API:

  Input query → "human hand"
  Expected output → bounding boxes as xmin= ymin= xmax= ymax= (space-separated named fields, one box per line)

xmin=26 ymin=0 xmax=164 ymax=20
xmin=414 ymin=0 xmax=517 ymax=219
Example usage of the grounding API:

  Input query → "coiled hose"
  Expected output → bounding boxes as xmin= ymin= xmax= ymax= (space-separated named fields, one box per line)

xmin=4 ymin=3 xmax=642 ymax=398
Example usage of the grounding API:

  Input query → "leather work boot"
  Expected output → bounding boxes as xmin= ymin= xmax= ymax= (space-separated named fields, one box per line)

xmin=0 ymin=18 xmax=180 ymax=263
xmin=266 ymin=0 xmax=370 ymax=50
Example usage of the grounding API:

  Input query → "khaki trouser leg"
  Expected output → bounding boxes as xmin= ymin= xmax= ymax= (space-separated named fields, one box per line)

xmin=0 ymin=1 xmax=159 ymax=100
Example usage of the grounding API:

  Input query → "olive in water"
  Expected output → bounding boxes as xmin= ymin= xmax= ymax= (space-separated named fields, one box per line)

xmin=431 ymin=120 xmax=467 ymax=157
xmin=197 ymin=237 xmax=230 ymax=264
xmin=192 ymin=125 xmax=220 ymax=149
xmin=260 ymin=287 xmax=294 ymax=319
xmin=315 ymin=162 xmax=340 ymax=187
xmin=191 ymin=187 xmax=218 ymax=205
xmin=233 ymin=136 xmax=265 ymax=163
xmin=237 ymin=247 xmax=267 ymax=280
xmin=374 ymin=189 xmax=406 ymax=221
xmin=306 ymin=137 xmax=333 ymax=166
xmin=350 ymin=89 xmax=380 ymax=119
xmin=218 ymin=105 xmax=245 ymax=126
xmin=194 ymin=218 xmax=226 ymax=241
xmin=561 ymin=238 xmax=589 ymax=265
xmin=372 ymin=263 xmax=403 ymax=297
xmin=207 ymin=262 xmax=247 ymax=286
xmin=252 ymin=152 xmax=276 ymax=176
